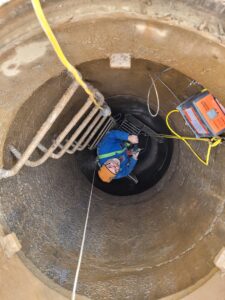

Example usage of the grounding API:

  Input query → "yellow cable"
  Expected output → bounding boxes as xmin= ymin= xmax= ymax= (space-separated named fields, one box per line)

xmin=165 ymin=110 xmax=222 ymax=166
xmin=31 ymin=0 xmax=102 ymax=109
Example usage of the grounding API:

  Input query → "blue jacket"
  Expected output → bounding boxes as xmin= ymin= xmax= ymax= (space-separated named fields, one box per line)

xmin=97 ymin=130 xmax=137 ymax=179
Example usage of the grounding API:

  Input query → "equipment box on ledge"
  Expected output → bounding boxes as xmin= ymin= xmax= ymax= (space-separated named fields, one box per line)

xmin=177 ymin=90 xmax=225 ymax=138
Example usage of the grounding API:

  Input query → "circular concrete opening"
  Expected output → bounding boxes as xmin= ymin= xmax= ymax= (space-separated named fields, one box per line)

xmin=1 ymin=58 xmax=225 ymax=300
xmin=1 ymin=1 xmax=225 ymax=300
xmin=79 ymin=95 xmax=173 ymax=196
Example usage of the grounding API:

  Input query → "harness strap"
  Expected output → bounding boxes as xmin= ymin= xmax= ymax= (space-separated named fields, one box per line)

xmin=98 ymin=147 xmax=127 ymax=159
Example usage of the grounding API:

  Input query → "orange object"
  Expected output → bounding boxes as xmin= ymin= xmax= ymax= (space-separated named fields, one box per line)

xmin=98 ymin=165 xmax=116 ymax=183
xmin=195 ymin=93 xmax=225 ymax=135
xmin=177 ymin=91 xmax=225 ymax=137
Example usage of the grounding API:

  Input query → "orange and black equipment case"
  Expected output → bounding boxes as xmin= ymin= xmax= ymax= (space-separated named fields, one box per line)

xmin=177 ymin=91 xmax=225 ymax=138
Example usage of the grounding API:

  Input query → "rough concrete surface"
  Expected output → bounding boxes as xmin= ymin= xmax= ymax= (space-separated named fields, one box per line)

xmin=214 ymin=247 xmax=225 ymax=272
xmin=1 ymin=0 xmax=225 ymax=299
xmin=0 ymin=0 xmax=10 ymax=6
xmin=182 ymin=272 xmax=225 ymax=300
xmin=0 ymin=232 xmax=21 ymax=258
xmin=0 ymin=247 xmax=88 ymax=300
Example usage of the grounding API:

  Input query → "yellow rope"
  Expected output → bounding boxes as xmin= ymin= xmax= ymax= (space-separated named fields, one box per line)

xmin=31 ymin=0 xmax=102 ymax=109
xmin=165 ymin=110 xmax=222 ymax=166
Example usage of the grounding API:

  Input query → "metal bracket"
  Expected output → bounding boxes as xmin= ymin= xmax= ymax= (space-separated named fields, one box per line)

xmin=0 ymin=169 xmax=12 ymax=179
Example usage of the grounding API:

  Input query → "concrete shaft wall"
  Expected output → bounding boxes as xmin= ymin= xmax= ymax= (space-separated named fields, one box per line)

xmin=1 ymin=1 xmax=225 ymax=299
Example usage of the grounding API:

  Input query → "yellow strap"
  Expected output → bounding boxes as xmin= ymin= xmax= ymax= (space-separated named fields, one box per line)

xmin=31 ymin=0 xmax=102 ymax=109
xmin=165 ymin=110 xmax=222 ymax=166
xmin=210 ymin=137 xmax=222 ymax=147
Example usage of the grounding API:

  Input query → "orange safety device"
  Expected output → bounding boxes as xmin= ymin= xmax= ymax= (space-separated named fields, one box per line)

xmin=98 ymin=164 xmax=116 ymax=183
xmin=177 ymin=90 xmax=225 ymax=138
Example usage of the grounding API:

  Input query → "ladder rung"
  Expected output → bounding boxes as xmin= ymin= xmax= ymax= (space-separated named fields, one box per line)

xmin=51 ymin=107 xmax=99 ymax=159
xmin=77 ymin=116 xmax=108 ymax=151
xmin=24 ymin=104 xmax=98 ymax=166
xmin=66 ymin=112 xmax=103 ymax=154
xmin=89 ymin=118 xmax=114 ymax=150
xmin=3 ymin=82 xmax=79 ymax=175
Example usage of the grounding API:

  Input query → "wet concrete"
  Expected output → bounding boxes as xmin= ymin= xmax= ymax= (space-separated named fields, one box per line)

xmin=1 ymin=1 xmax=225 ymax=300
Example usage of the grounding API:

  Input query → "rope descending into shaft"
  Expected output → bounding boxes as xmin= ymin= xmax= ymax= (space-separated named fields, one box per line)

xmin=31 ymin=0 xmax=102 ymax=109
xmin=71 ymin=165 xmax=96 ymax=300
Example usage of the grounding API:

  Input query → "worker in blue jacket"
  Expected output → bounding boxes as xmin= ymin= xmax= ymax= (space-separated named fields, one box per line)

xmin=97 ymin=130 xmax=140 ymax=183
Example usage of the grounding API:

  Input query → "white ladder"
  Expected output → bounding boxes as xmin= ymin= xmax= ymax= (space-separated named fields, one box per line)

xmin=0 ymin=81 xmax=112 ymax=179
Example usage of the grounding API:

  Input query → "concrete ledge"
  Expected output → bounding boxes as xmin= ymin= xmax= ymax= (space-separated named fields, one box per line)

xmin=0 ymin=251 xmax=89 ymax=300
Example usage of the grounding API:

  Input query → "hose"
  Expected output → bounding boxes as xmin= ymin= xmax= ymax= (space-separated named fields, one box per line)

xmin=164 ymin=110 xmax=222 ymax=166
xmin=31 ymin=0 xmax=102 ymax=109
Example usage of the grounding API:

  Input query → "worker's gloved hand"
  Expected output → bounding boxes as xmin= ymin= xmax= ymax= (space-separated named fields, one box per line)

xmin=132 ymin=151 xmax=140 ymax=160
xmin=128 ymin=135 xmax=139 ymax=144
xmin=132 ymin=145 xmax=141 ymax=160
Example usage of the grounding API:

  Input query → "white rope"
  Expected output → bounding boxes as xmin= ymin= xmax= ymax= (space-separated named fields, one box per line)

xmin=147 ymin=67 xmax=204 ymax=117
xmin=156 ymin=77 xmax=180 ymax=104
xmin=147 ymin=73 xmax=160 ymax=117
xmin=71 ymin=166 xmax=96 ymax=300
xmin=146 ymin=67 xmax=181 ymax=117
xmin=161 ymin=67 xmax=172 ymax=74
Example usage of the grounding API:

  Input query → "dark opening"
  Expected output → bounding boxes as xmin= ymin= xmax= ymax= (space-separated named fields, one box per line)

xmin=76 ymin=95 xmax=173 ymax=196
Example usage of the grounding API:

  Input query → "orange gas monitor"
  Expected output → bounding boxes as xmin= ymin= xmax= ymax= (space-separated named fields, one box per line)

xmin=177 ymin=90 xmax=225 ymax=138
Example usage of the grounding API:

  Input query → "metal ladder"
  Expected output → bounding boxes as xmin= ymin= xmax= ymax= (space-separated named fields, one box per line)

xmin=0 ymin=81 xmax=113 ymax=179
